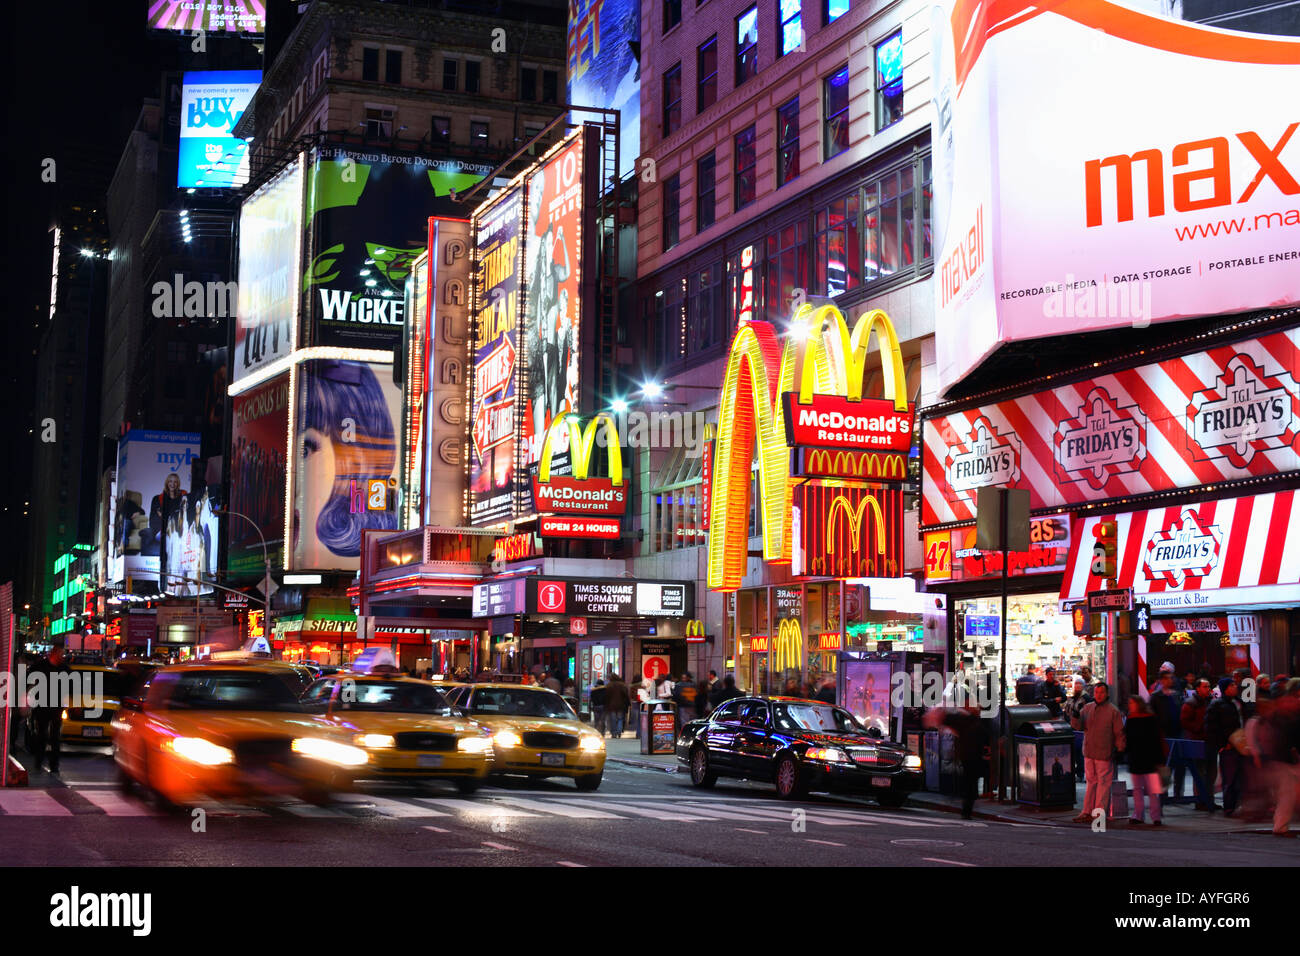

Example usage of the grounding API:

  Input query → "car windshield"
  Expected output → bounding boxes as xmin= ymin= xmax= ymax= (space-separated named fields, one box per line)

xmin=163 ymin=671 xmax=303 ymax=712
xmin=468 ymin=688 xmax=574 ymax=719
xmin=340 ymin=681 xmax=452 ymax=715
xmin=775 ymin=702 xmax=867 ymax=735
xmin=76 ymin=670 xmax=129 ymax=699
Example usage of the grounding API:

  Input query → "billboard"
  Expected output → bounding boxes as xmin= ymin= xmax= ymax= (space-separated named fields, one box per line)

xmin=290 ymin=360 xmax=403 ymax=571
xmin=568 ymin=0 xmax=640 ymax=180
xmin=522 ymin=136 xmax=585 ymax=470
xmin=304 ymin=147 xmax=491 ymax=352
xmin=470 ymin=187 xmax=523 ymax=526
xmin=229 ymin=375 xmax=288 ymax=576
xmin=148 ymin=0 xmax=266 ymax=34
xmin=109 ymin=430 xmax=202 ymax=591
xmin=178 ymin=70 xmax=260 ymax=189
xmin=930 ymin=0 xmax=1300 ymax=395
xmin=162 ymin=457 xmax=222 ymax=597
xmin=235 ymin=161 xmax=303 ymax=382
xmin=920 ymin=327 xmax=1300 ymax=526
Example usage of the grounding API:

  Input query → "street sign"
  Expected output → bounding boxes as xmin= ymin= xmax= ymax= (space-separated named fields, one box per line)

xmin=1133 ymin=603 xmax=1151 ymax=636
xmin=642 ymin=655 xmax=669 ymax=681
xmin=570 ymin=617 xmax=588 ymax=636
xmin=1088 ymin=588 xmax=1133 ymax=611
xmin=975 ymin=486 xmax=1030 ymax=553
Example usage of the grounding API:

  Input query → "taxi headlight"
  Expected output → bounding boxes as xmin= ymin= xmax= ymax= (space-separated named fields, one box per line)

xmin=354 ymin=733 xmax=396 ymax=750
xmin=804 ymin=747 xmax=849 ymax=763
xmin=61 ymin=709 xmax=69 ymax=720
xmin=493 ymin=730 xmax=522 ymax=748
xmin=292 ymin=737 xmax=368 ymax=767
xmin=457 ymin=736 xmax=493 ymax=754
xmin=579 ymin=735 xmax=605 ymax=752
xmin=904 ymin=754 xmax=923 ymax=770
xmin=167 ymin=736 xmax=235 ymax=767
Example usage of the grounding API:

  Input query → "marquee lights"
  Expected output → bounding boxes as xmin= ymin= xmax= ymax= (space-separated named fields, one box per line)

xmin=707 ymin=303 xmax=910 ymax=591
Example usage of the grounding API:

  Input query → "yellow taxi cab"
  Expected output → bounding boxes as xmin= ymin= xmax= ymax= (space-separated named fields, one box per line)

xmin=61 ymin=665 xmax=130 ymax=744
xmin=112 ymin=657 xmax=369 ymax=807
xmin=301 ymin=651 xmax=492 ymax=794
xmin=445 ymin=683 xmax=605 ymax=791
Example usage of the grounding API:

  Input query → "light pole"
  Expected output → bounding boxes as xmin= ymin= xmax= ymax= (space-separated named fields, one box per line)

xmin=216 ymin=508 xmax=274 ymax=637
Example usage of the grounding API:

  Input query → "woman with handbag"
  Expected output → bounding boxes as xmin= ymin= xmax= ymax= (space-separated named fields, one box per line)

xmin=1126 ymin=696 xmax=1167 ymax=826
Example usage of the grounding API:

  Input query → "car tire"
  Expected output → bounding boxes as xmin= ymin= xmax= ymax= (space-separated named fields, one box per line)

xmin=456 ymin=778 xmax=481 ymax=795
xmin=774 ymin=755 xmax=807 ymax=800
xmin=114 ymin=754 xmax=135 ymax=793
xmin=689 ymin=745 xmax=717 ymax=788
xmin=876 ymin=792 xmax=908 ymax=809
xmin=575 ymin=773 xmax=602 ymax=792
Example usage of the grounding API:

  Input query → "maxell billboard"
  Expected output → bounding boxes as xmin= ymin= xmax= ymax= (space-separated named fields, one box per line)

xmin=931 ymin=0 xmax=1300 ymax=395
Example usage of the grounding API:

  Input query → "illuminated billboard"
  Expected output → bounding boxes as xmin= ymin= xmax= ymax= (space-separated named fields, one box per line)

xmin=235 ymin=161 xmax=302 ymax=383
xmin=930 ymin=0 xmax=1300 ymax=395
xmin=148 ymin=0 xmax=266 ymax=34
xmin=229 ymin=375 xmax=288 ymax=576
xmin=178 ymin=70 xmax=260 ymax=189
xmin=568 ymin=0 xmax=640 ymax=180
xmin=109 ymin=430 xmax=203 ymax=591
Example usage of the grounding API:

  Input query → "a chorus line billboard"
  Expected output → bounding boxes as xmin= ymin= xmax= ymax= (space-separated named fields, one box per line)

xmin=178 ymin=70 xmax=260 ymax=189
xmin=229 ymin=375 xmax=288 ymax=576
xmin=235 ymin=161 xmax=303 ymax=383
xmin=148 ymin=0 xmax=266 ymax=34
xmin=304 ymin=147 xmax=490 ymax=352
xmin=921 ymin=327 xmax=1300 ymax=527
xmin=930 ymin=0 xmax=1300 ymax=395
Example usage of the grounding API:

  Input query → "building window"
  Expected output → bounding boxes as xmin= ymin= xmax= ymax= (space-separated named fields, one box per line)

xmin=728 ymin=244 xmax=761 ymax=327
xmin=465 ymin=60 xmax=481 ymax=93
xmin=826 ymin=0 xmax=850 ymax=25
xmin=385 ymin=50 xmax=403 ymax=84
xmin=734 ymin=125 xmax=756 ymax=211
xmin=688 ymin=261 xmax=724 ymax=353
xmin=650 ymin=278 xmax=687 ymax=368
xmin=650 ymin=446 xmax=706 ymax=552
xmin=862 ymin=156 xmax=933 ymax=282
xmin=736 ymin=6 xmax=758 ymax=86
xmin=814 ymin=193 xmax=860 ymax=296
xmin=823 ymin=64 xmax=850 ymax=159
xmin=875 ymin=31 xmax=904 ymax=131
xmin=696 ymin=152 xmax=716 ymax=232
xmin=697 ymin=37 xmax=718 ymax=112
xmin=521 ymin=67 xmax=537 ymax=101
xmin=776 ymin=97 xmax=799 ymax=187
xmin=364 ymin=107 xmax=394 ymax=138
xmin=765 ymin=220 xmax=807 ymax=320
xmin=664 ymin=0 xmax=682 ymax=32
xmin=443 ymin=58 xmax=459 ymax=91
xmin=663 ymin=173 xmax=681 ymax=250
xmin=362 ymin=48 xmax=379 ymax=81
xmin=542 ymin=69 xmax=559 ymax=104
xmin=663 ymin=64 xmax=682 ymax=136
xmin=779 ymin=0 xmax=802 ymax=57
xmin=470 ymin=121 xmax=489 ymax=148
xmin=431 ymin=116 xmax=450 ymax=142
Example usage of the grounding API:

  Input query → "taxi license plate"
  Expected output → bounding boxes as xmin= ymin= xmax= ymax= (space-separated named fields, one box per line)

xmin=82 ymin=727 xmax=104 ymax=738
xmin=871 ymin=776 xmax=891 ymax=788
xmin=540 ymin=753 xmax=565 ymax=767
xmin=417 ymin=755 xmax=443 ymax=768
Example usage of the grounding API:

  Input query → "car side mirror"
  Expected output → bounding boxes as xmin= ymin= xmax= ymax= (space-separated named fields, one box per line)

xmin=745 ymin=716 xmax=766 ymax=728
xmin=867 ymin=727 xmax=883 ymax=738
xmin=457 ymin=706 xmax=472 ymax=718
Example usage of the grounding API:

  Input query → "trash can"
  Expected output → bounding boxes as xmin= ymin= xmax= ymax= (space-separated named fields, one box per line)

xmin=1011 ymin=705 xmax=1076 ymax=808
xmin=641 ymin=700 xmax=677 ymax=755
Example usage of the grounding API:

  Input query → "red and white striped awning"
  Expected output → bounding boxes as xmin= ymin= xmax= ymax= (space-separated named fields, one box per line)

xmin=1059 ymin=490 xmax=1300 ymax=612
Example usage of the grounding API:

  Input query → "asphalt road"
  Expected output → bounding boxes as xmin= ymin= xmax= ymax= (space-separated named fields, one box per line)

xmin=4 ymin=743 xmax=1298 ymax=868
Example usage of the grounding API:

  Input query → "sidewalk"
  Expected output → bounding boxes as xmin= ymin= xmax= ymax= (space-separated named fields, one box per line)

xmin=603 ymin=735 xmax=681 ymax=771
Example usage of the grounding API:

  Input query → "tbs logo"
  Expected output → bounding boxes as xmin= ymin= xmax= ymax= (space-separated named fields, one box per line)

xmin=350 ymin=478 xmax=397 ymax=514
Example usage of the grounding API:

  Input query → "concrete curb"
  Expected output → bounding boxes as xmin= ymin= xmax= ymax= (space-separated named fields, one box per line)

xmin=607 ymin=756 xmax=679 ymax=773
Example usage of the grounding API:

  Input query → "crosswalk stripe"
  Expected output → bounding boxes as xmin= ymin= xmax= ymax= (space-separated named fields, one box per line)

xmin=787 ymin=805 xmax=941 ymax=828
xmin=665 ymin=802 xmax=806 ymax=823
xmin=563 ymin=799 xmax=712 ymax=822
xmin=279 ymin=803 xmax=352 ymax=818
xmin=679 ymin=802 xmax=878 ymax=827
xmin=357 ymin=796 xmax=447 ymax=819
xmin=486 ymin=796 xmax=624 ymax=819
xmin=77 ymin=791 xmax=158 ymax=817
xmin=0 ymin=791 xmax=72 ymax=816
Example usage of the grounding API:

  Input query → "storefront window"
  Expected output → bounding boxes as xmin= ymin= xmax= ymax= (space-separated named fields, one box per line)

xmin=649 ymin=446 xmax=706 ymax=551
xmin=814 ymin=192 xmax=860 ymax=296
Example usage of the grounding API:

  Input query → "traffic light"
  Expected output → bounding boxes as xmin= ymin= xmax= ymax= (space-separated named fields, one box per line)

xmin=1090 ymin=518 xmax=1118 ymax=581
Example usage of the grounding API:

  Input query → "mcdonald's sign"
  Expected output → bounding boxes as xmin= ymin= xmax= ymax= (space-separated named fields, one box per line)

xmin=531 ymin=411 xmax=628 ymax=516
xmin=795 ymin=447 xmax=908 ymax=481
xmin=774 ymin=619 xmax=802 ymax=673
xmin=685 ymin=619 xmax=708 ymax=644
xmin=708 ymin=303 xmax=910 ymax=591
xmin=794 ymin=483 xmax=904 ymax=580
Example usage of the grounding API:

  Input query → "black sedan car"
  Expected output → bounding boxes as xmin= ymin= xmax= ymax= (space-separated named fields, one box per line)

xmin=676 ymin=696 xmax=923 ymax=806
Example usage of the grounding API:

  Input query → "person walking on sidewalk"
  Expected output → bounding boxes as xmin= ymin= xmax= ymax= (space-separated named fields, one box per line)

xmin=605 ymin=674 xmax=629 ymax=739
xmin=1207 ymin=676 xmax=1248 ymax=816
xmin=926 ymin=699 xmax=990 ymax=819
xmin=589 ymin=679 xmax=608 ymax=737
xmin=1071 ymin=682 xmax=1126 ymax=823
xmin=712 ymin=674 xmax=742 ymax=708
xmin=1125 ymin=696 xmax=1167 ymax=827
xmin=1181 ymin=679 xmax=1216 ymax=811
xmin=674 ymin=671 xmax=697 ymax=725
xmin=1149 ymin=665 xmax=1184 ymax=797
xmin=29 ymin=645 xmax=73 ymax=775
xmin=1063 ymin=676 xmax=1093 ymax=781
xmin=1265 ymin=679 xmax=1300 ymax=837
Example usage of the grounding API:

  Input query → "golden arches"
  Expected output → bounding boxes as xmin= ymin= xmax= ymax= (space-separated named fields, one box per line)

xmin=791 ymin=304 xmax=908 ymax=411
xmin=774 ymin=619 xmax=803 ymax=674
xmin=825 ymin=494 xmax=886 ymax=555
xmin=537 ymin=411 xmax=624 ymax=485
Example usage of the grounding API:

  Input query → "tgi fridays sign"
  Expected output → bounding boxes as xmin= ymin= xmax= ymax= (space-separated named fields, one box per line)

xmin=922 ymin=329 xmax=1300 ymax=527
xmin=1143 ymin=509 xmax=1223 ymax=587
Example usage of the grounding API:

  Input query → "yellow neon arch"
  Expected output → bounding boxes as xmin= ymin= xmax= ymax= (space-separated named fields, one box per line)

xmin=537 ymin=411 xmax=624 ymax=485
xmin=826 ymin=494 xmax=886 ymax=554
xmin=795 ymin=305 xmax=908 ymax=410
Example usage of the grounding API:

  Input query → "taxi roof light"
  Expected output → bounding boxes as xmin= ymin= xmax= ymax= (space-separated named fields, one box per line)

xmin=351 ymin=647 xmax=399 ymax=675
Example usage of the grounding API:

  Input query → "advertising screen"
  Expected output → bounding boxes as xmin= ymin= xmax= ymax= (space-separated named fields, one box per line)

xmin=109 ymin=430 xmax=202 ymax=591
xmin=930 ymin=0 xmax=1300 ymax=395
xmin=235 ymin=161 xmax=303 ymax=382
xmin=568 ymin=0 xmax=639 ymax=180
xmin=305 ymin=148 xmax=490 ymax=352
xmin=522 ymin=136 xmax=585 ymax=471
xmin=470 ymin=187 xmax=523 ymax=526
xmin=290 ymin=360 xmax=403 ymax=571
xmin=178 ymin=70 xmax=260 ymax=189
xmin=229 ymin=375 xmax=289 ymax=576
xmin=148 ymin=0 xmax=266 ymax=34
xmin=161 ymin=457 xmax=222 ymax=597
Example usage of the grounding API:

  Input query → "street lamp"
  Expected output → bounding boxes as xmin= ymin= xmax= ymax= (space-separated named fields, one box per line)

xmin=215 ymin=508 xmax=274 ymax=634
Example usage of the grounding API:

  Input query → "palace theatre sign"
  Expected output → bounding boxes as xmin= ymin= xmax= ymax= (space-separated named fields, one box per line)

xmin=707 ymin=303 xmax=912 ymax=591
